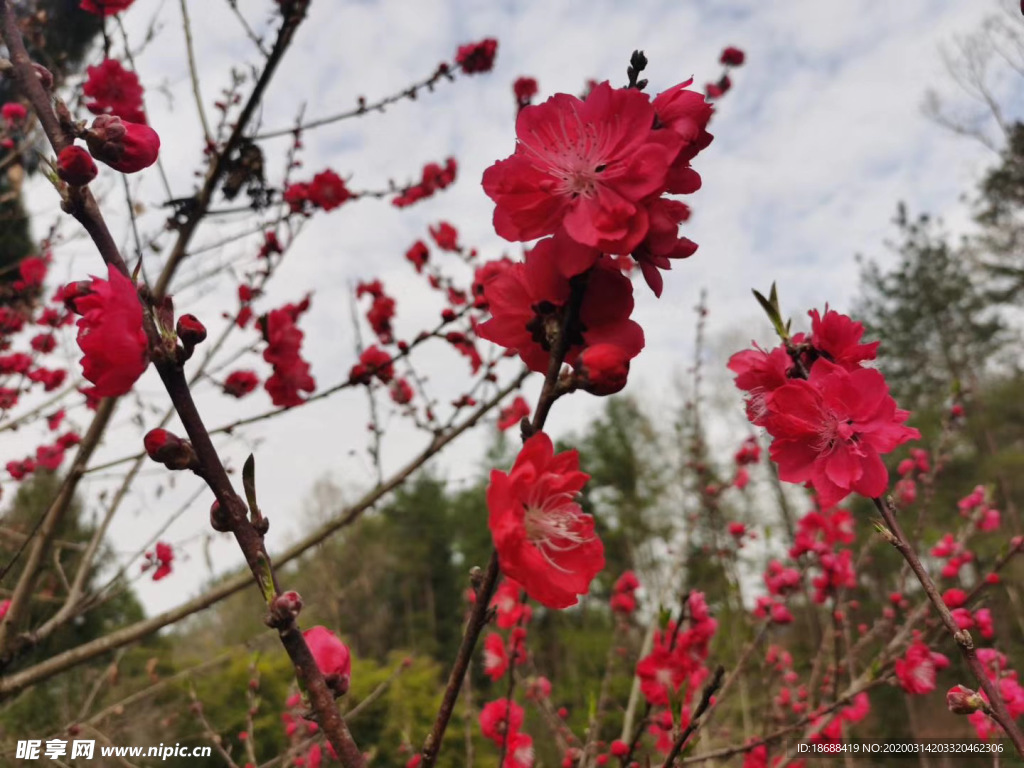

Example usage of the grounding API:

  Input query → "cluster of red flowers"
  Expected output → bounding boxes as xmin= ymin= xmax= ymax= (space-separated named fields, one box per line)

xmin=957 ymin=484 xmax=1001 ymax=532
xmin=391 ymin=158 xmax=457 ymax=207
xmin=474 ymin=72 xmax=716 ymax=413
xmin=83 ymin=59 xmax=147 ymax=124
xmin=610 ymin=570 xmax=640 ymax=615
xmin=732 ymin=434 xmax=760 ymax=490
xmin=455 ymin=38 xmax=498 ymax=74
xmin=261 ymin=299 xmax=316 ymax=408
xmin=892 ymin=447 xmax=930 ymax=506
xmin=355 ymin=280 xmax=396 ymax=344
xmin=633 ymin=594 xmax=717 ymax=753
xmin=729 ymin=308 xmax=920 ymax=509
xmin=964 ymin=650 xmax=1024 ymax=740
xmin=478 ymin=699 xmax=532 ymax=766
xmin=482 ymin=579 xmax=530 ymax=684
xmin=704 ymin=44 xmax=746 ymax=100
xmin=283 ymin=169 xmax=352 ymax=214
xmin=482 ymin=74 xmax=712 ymax=297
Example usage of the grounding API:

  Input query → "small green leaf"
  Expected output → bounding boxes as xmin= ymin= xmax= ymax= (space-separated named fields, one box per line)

xmin=243 ymin=453 xmax=260 ymax=522
xmin=256 ymin=554 xmax=275 ymax=606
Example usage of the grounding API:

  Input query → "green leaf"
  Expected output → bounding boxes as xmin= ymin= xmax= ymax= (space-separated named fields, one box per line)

xmin=243 ymin=453 xmax=260 ymax=523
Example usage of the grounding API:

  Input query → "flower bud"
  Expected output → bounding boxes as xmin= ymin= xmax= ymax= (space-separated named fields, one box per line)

xmin=946 ymin=685 xmax=985 ymax=715
xmin=143 ymin=428 xmax=198 ymax=471
xmin=209 ymin=499 xmax=232 ymax=532
xmin=32 ymin=63 xmax=54 ymax=91
xmin=57 ymin=145 xmax=98 ymax=186
xmin=269 ymin=590 xmax=303 ymax=623
xmin=304 ymin=626 xmax=351 ymax=698
xmin=176 ymin=313 xmax=207 ymax=359
xmin=86 ymin=115 xmax=160 ymax=174
xmin=575 ymin=343 xmax=631 ymax=395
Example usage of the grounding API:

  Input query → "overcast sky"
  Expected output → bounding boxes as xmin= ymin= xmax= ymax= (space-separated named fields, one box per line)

xmin=11 ymin=0 xmax=1023 ymax=617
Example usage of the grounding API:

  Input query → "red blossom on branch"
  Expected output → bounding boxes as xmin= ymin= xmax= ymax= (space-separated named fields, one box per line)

xmin=68 ymin=265 xmax=149 ymax=398
xmin=487 ymin=432 xmax=604 ymax=609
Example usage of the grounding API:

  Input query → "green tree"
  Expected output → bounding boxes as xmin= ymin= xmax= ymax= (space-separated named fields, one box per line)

xmin=854 ymin=204 xmax=1004 ymax=412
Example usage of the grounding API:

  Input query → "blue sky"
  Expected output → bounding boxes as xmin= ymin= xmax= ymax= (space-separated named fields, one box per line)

xmin=13 ymin=0 xmax=1021 ymax=615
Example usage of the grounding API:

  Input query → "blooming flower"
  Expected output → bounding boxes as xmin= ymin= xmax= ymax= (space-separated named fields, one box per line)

xmin=429 ymin=221 xmax=460 ymax=252
xmin=483 ymin=633 xmax=508 ymax=681
xmin=482 ymin=82 xmax=679 ymax=254
xmin=349 ymin=345 xmax=394 ymax=384
xmin=491 ymin=580 xmax=531 ymax=629
xmin=262 ymin=307 xmax=315 ymax=407
xmin=761 ymin=359 xmax=919 ymax=508
xmin=894 ymin=640 xmax=949 ymax=695
xmin=1 ymin=102 xmax=27 ymax=125
xmin=83 ymin=59 xmax=146 ymax=124
xmin=307 ymin=170 xmax=351 ymax=211
xmin=476 ymin=239 xmax=643 ymax=374
xmin=456 ymin=38 xmax=498 ymax=74
xmin=224 ymin=370 xmax=260 ymax=398
xmin=143 ymin=542 xmax=174 ymax=581
xmin=405 ymin=240 xmax=429 ymax=272
xmin=513 ymin=77 xmax=538 ymax=107
xmin=808 ymin=308 xmax=879 ymax=370
xmin=497 ymin=396 xmax=531 ymax=431
xmin=69 ymin=265 xmax=149 ymax=397
xmin=487 ymin=432 xmax=603 ymax=609
xmin=479 ymin=699 xmax=524 ymax=744
xmin=720 ymin=47 xmax=746 ymax=66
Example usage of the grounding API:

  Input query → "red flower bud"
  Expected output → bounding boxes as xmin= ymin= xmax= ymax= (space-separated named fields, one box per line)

xmin=210 ymin=499 xmax=231 ymax=532
xmin=946 ymin=685 xmax=985 ymax=714
xmin=269 ymin=590 xmax=303 ymax=624
xmin=575 ymin=343 xmax=631 ymax=395
xmin=176 ymin=313 xmax=207 ymax=359
xmin=144 ymin=428 xmax=197 ymax=470
xmin=57 ymin=145 xmax=98 ymax=186
xmin=86 ymin=115 xmax=160 ymax=173
xmin=32 ymin=63 xmax=54 ymax=91
xmin=304 ymin=626 xmax=351 ymax=698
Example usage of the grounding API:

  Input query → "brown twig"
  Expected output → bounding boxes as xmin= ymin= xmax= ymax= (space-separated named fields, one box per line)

xmin=659 ymin=666 xmax=725 ymax=767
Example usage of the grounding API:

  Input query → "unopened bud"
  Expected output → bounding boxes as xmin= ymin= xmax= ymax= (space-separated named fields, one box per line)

xmin=947 ymin=685 xmax=986 ymax=715
xmin=57 ymin=145 xmax=98 ymax=187
xmin=574 ymin=343 xmax=631 ymax=396
xmin=60 ymin=280 xmax=94 ymax=313
xmin=32 ymin=63 xmax=54 ymax=91
xmin=176 ymin=314 xmax=207 ymax=359
xmin=144 ymin=429 xmax=198 ymax=471
xmin=210 ymin=499 xmax=231 ymax=532
xmin=273 ymin=590 xmax=303 ymax=619
xmin=85 ymin=115 xmax=160 ymax=174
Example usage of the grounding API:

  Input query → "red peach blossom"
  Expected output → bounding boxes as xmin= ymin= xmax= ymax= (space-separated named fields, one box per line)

xmin=487 ymin=432 xmax=603 ymax=609
xmin=70 ymin=265 xmax=149 ymax=397
xmin=483 ymin=82 xmax=679 ymax=254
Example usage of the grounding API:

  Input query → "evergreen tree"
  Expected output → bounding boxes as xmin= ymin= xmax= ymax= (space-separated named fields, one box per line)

xmin=854 ymin=204 xmax=1004 ymax=411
